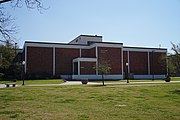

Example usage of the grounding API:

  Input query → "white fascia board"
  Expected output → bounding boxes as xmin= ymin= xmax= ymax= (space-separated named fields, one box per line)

xmin=25 ymin=42 xmax=88 ymax=49
xmin=73 ymin=58 xmax=97 ymax=62
xmin=123 ymin=47 xmax=167 ymax=53
xmin=25 ymin=42 xmax=123 ymax=49
xmin=89 ymin=43 xmax=123 ymax=48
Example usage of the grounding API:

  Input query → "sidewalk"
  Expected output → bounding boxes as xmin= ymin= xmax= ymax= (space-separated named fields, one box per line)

xmin=105 ymin=80 xmax=180 ymax=86
xmin=0 ymin=81 xmax=98 ymax=88
xmin=0 ymin=84 xmax=5 ymax=88
xmin=25 ymin=81 xmax=99 ymax=87
xmin=0 ymin=80 xmax=180 ymax=88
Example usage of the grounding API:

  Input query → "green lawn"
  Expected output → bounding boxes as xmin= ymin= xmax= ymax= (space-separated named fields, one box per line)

xmin=171 ymin=77 xmax=180 ymax=81
xmin=0 ymin=79 xmax=64 ymax=85
xmin=0 ymin=82 xmax=180 ymax=120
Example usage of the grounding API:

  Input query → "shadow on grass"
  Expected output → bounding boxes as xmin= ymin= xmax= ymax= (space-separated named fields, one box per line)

xmin=171 ymin=89 xmax=180 ymax=94
xmin=86 ymin=84 xmax=107 ymax=87
xmin=86 ymin=84 xmax=126 ymax=87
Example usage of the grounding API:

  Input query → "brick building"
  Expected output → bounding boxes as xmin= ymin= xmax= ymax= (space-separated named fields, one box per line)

xmin=22 ymin=35 xmax=167 ymax=80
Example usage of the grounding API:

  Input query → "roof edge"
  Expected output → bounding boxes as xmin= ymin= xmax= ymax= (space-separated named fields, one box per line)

xmin=123 ymin=46 xmax=167 ymax=50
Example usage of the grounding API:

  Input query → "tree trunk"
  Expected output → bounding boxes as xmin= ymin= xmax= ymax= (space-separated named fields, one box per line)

xmin=102 ymin=74 xmax=104 ymax=86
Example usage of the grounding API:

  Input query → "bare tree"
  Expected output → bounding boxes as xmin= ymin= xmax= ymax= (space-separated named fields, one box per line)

xmin=162 ymin=42 xmax=180 ymax=76
xmin=171 ymin=42 xmax=180 ymax=55
xmin=12 ymin=0 xmax=46 ymax=11
xmin=0 ymin=0 xmax=45 ymax=79
xmin=0 ymin=7 xmax=16 ymax=43
xmin=0 ymin=0 xmax=45 ymax=43
xmin=170 ymin=42 xmax=180 ymax=75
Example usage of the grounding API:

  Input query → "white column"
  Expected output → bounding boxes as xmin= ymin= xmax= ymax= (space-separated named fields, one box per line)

xmin=25 ymin=45 xmax=27 ymax=73
xmin=147 ymin=52 xmax=150 ymax=75
xmin=166 ymin=52 xmax=168 ymax=75
xmin=121 ymin=48 xmax=123 ymax=75
xmin=127 ymin=51 xmax=130 ymax=73
xmin=78 ymin=61 xmax=80 ymax=75
xmin=53 ymin=47 xmax=56 ymax=76
xmin=72 ymin=62 xmax=74 ymax=75
xmin=79 ymin=48 xmax=81 ymax=57
xmin=95 ymin=46 xmax=98 ymax=75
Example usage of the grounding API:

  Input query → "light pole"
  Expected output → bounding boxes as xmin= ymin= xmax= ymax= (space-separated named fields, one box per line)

xmin=126 ymin=62 xmax=129 ymax=83
xmin=22 ymin=61 xmax=25 ymax=85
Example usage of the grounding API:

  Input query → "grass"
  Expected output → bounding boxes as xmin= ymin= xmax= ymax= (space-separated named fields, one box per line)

xmin=171 ymin=77 xmax=180 ymax=81
xmin=114 ymin=77 xmax=180 ymax=83
xmin=0 ymin=79 xmax=64 ymax=85
xmin=0 ymin=82 xmax=180 ymax=120
xmin=105 ymin=79 xmax=164 ymax=83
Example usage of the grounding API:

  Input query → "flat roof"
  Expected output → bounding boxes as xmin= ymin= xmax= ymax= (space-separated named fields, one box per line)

xmin=25 ymin=41 xmax=123 ymax=46
xmin=25 ymin=41 xmax=88 ymax=46
xmin=124 ymin=46 xmax=167 ymax=50
xmin=79 ymin=34 xmax=102 ymax=38
xmin=88 ymin=41 xmax=123 ymax=45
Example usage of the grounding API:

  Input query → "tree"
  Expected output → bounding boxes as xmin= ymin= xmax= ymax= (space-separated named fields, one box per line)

xmin=0 ymin=0 xmax=11 ymax=4
xmin=94 ymin=62 xmax=111 ymax=86
xmin=0 ymin=42 xmax=16 ymax=69
xmin=161 ymin=53 xmax=175 ymax=76
xmin=0 ymin=42 xmax=17 ymax=79
xmin=0 ymin=0 xmax=45 ymax=79
xmin=162 ymin=42 xmax=180 ymax=76
xmin=0 ymin=8 xmax=16 ymax=43
xmin=170 ymin=42 xmax=180 ymax=75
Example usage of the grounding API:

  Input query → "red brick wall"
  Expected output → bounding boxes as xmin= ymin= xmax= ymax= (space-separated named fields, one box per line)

xmin=81 ymin=47 xmax=96 ymax=58
xmin=26 ymin=45 xmax=166 ymax=77
xmin=98 ymin=47 xmax=122 ymax=74
xmin=129 ymin=52 xmax=148 ymax=75
xmin=150 ymin=52 xmax=166 ymax=75
xmin=80 ymin=62 xmax=96 ymax=75
xmin=81 ymin=49 xmax=89 ymax=57
xmin=55 ymin=48 xmax=79 ymax=75
xmin=89 ymin=48 xmax=96 ymax=58
xmin=123 ymin=51 xmax=166 ymax=75
xmin=27 ymin=47 xmax=53 ymax=75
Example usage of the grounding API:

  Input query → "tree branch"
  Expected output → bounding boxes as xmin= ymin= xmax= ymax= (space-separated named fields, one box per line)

xmin=12 ymin=0 xmax=47 ymax=12
xmin=0 ymin=0 xmax=11 ymax=4
xmin=0 ymin=0 xmax=46 ymax=43
xmin=0 ymin=8 xmax=17 ymax=43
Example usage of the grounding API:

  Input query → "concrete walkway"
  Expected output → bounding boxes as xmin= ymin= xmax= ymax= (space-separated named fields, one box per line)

xmin=0 ymin=84 xmax=20 ymax=88
xmin=112 ymin=80 xmax=180 ymax=84
xmin=0 ymin=84 xmax=5 ymax=88
xmin=25 ymin=81 xmax=99 ymax=87
xmin=61 ymin=81 xmax=99 ymax=85
xmin=104 ymin=80 xmax=180 ymax=86
xmin=0 ymin=81 xmax=98 ymax=88
xmin=0 ymin=80 xmax=180 ymax=88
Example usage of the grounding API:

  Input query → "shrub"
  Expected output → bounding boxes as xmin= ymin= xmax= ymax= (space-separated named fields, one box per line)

xmin=0 ymin=73 xmax=5 ymax=80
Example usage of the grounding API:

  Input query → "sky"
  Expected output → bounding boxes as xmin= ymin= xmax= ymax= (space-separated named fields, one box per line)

xmin=3 ymin=0 xmax=180 ymax=53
